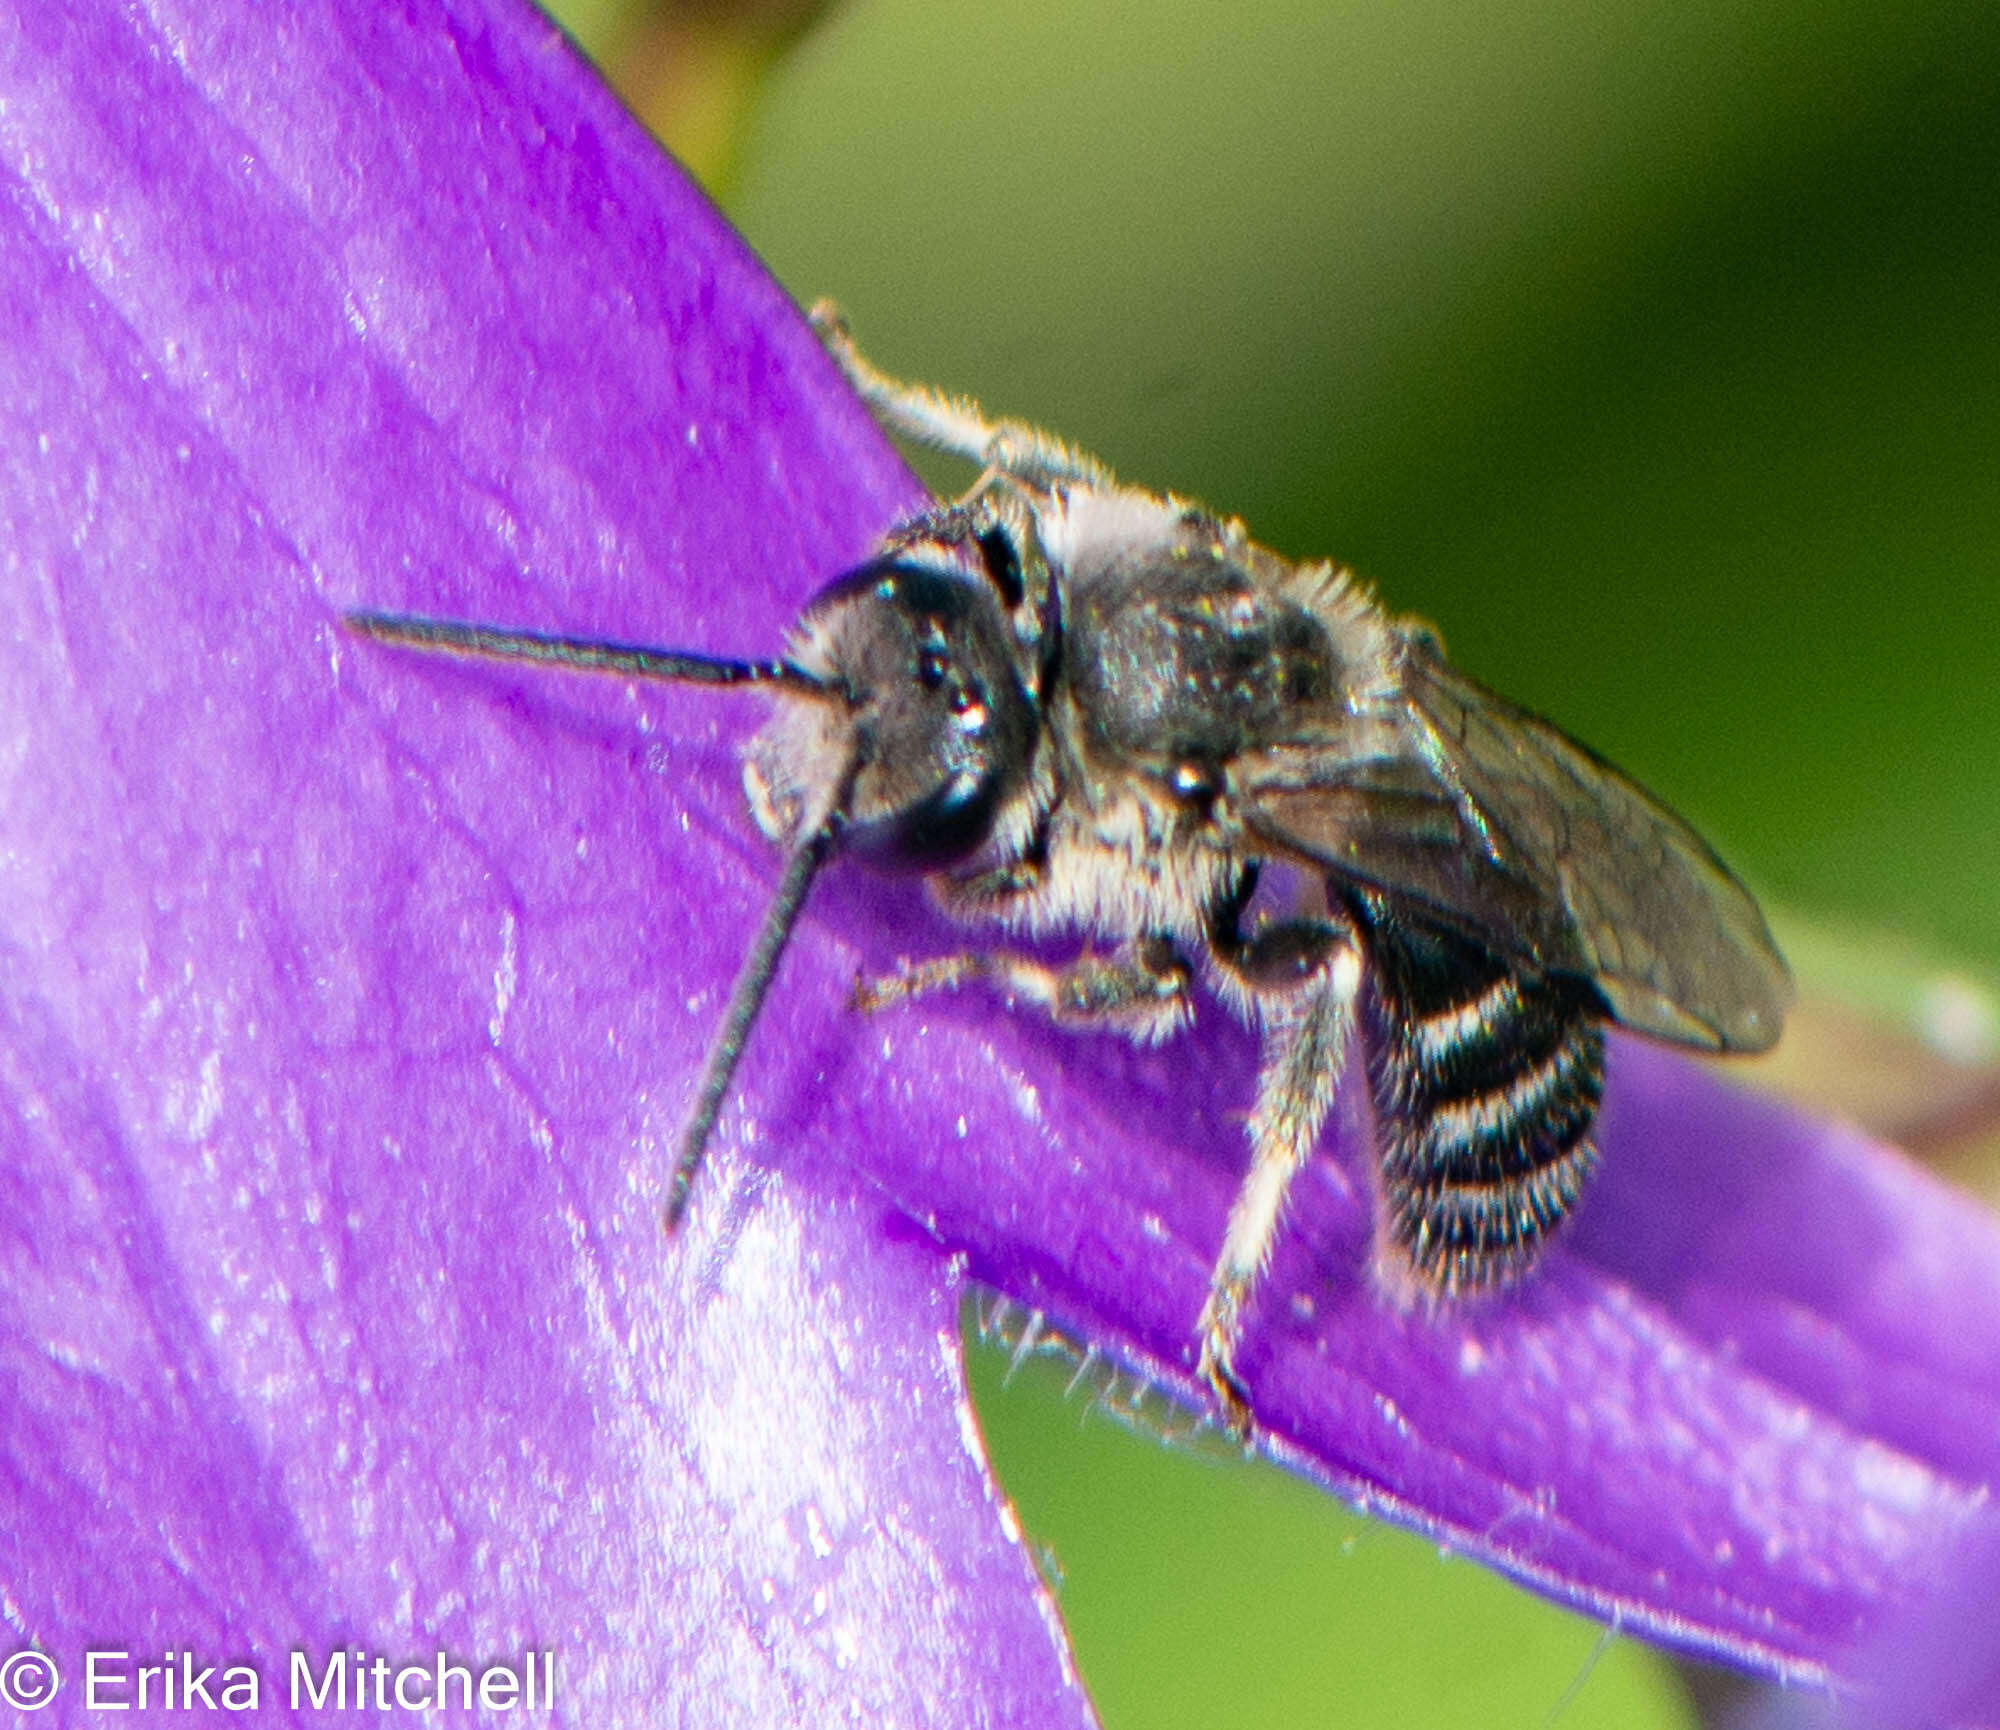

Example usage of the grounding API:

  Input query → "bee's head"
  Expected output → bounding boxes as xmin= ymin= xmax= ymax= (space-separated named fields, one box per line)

xmin=748 ymin=557 xmax=1037 ymax=870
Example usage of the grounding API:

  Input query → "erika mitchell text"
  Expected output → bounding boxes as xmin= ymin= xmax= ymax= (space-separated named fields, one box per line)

xmin=82 ymin=1647 xmax=556 ymax=1711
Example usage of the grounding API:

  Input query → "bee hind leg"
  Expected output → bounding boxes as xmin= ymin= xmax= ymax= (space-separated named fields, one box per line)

xmin=1197 ymin=922 xmax=1362 ymax=1439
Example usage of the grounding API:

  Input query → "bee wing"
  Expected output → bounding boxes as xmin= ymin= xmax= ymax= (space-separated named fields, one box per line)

xmin=1240 ymin=637 xmax=1792 ymax=1054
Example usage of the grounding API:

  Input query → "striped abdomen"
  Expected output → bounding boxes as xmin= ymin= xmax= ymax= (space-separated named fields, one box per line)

xmin=1355 ymin=898 xmax=1606 ymax=1296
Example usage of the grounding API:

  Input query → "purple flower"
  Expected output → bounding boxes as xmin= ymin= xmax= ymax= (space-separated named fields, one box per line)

xmin=2 ymin=1 xmax=1997 ymax=1724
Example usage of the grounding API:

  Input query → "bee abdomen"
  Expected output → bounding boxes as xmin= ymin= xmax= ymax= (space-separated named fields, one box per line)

xmin=1357 ymin=905 xmax=1606 ymax=1296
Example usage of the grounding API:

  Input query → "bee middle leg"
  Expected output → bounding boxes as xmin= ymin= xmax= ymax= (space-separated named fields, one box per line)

xmin=854 ymin=935 xmax=1193 ymax=1045
xmin=1198 ymin=898 xmax=1363 ymax=1437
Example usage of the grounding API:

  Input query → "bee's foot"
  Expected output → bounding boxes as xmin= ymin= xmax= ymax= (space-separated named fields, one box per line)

xmin=1196 ymin=1327 xmax=1255 ymax=1444
xmin=851 ymin=957 xmax=976 ymax=1014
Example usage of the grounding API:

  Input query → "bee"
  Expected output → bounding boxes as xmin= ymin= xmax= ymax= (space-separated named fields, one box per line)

xmin=347 ymin=305 xmax=1792 ymax=1435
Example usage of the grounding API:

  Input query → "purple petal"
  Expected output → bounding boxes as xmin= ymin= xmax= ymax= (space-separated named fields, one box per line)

xmin=806 ymin=968 xmax=2000 ymax=1697
xmin=3 ymin=0 xmax=1998 ymax=1724
xmin=0 ymin=1 xmax=1082 ymax=1722
xmin=1731 ymin=1512 xmax=2000 ymax=1729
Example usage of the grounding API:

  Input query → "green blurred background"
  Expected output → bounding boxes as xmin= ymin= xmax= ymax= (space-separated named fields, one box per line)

xmin=542 ymin=0 xmax=2000 ymax=1722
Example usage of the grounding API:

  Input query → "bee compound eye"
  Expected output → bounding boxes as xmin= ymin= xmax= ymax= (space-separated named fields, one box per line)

xmin=842 ymin=649 xmax=1031 ymax=870
xmin=846 ymin=760 xmax=1009 ymax=870
xmin=804 ymin=558 xmax=1037 ymax=872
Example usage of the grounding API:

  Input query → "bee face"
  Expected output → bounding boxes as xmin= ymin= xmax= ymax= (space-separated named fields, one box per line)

xmin=771 ymin=559 xmax=1037 ymax=872
xmin=347 ymin=308 xmax=1792 ymax=1437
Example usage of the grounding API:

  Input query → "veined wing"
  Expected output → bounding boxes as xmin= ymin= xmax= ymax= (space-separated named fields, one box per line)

xmin=1240 ymin=633 xmax=1792 ymax=1054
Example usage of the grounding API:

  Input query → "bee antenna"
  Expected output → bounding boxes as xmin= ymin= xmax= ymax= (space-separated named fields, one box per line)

xmin=347 ymin=607 xmax=860 ymax=1221
xmin=343 ymin=610 xmax=837 ymax=701
xmin=663 ymin=751 xmax=863 ymax=1228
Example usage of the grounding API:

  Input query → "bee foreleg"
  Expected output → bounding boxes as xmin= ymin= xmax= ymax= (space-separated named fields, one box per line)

xmin=854 ymin=936 xmax=1192 ymax=1044
xmin=1195 ymin=935 xmax=1362 ymax=1439
xmin=928 ymin=844 xmax=1049 ymax=921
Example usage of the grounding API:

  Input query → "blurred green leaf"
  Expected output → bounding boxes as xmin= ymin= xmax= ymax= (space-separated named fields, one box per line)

xmin=967 ymin=1323 xmax=1696 ymax=1730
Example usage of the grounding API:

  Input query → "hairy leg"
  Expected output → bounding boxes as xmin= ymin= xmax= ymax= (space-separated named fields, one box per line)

xmin=854 ymin=936 xmax=1193 ymax=1045
xmin=811 ymin=301 xmax=1112 ymax=491
xmin=1197 ymin=889 xmax=1364 ymax=1436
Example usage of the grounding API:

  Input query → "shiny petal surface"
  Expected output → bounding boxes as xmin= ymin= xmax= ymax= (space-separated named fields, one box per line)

xmin=0 ymin=0 xmax=1996 ymax=1724
xmin=0 ymin=1 xmax=1080 ymax=1723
